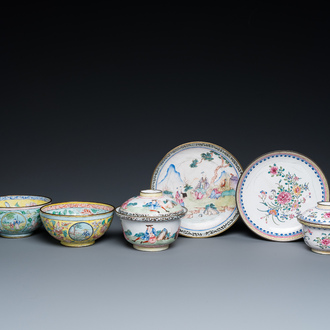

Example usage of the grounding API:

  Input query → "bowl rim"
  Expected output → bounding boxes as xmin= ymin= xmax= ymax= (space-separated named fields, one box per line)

xmin=0 ymin=195 xmax=52 ymax=210
xmin=40 ymin=201 xmax=115 ymax=218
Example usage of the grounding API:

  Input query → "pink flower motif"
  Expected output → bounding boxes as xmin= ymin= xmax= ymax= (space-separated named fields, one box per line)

xmin=291 ymin=202 xmax=299 ymax=210
xmin=293 ymin=175 xmax=299 ymax=181
xmin=321 ymin=238 xmax=330 ymax=246
xmin=323 ymin=212 xmax=330 ymax=219
xmin=277 ymin=192 xmax=292 ymax=205
xmin=270 ymin=166 xmax=278 ymax=175
xmin=289 ymin=214 xmax=295 ymax=219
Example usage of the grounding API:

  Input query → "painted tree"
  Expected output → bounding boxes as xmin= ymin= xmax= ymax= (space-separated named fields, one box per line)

xmin=190 ymin=151 xmax=232 ymax=198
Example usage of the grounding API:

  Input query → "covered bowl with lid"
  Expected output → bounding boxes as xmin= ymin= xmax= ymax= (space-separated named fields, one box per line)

xmin=115 ymin=189 xmax=187 ymax=251
xmin=298 ymin=201 xmax=330 ymax=254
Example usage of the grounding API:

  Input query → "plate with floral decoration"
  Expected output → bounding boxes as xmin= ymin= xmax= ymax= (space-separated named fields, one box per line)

xmin=236 ymin=151 xmax=329 ymax=241
xmin=151 ymin=141 xmax=243 ymax=237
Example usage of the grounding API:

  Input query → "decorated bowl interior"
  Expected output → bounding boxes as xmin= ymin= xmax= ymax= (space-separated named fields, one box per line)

xmin=0 ymin=195 xmax=51 ymax=208
xmin=41 ymin=202 xmax=114 ymax=218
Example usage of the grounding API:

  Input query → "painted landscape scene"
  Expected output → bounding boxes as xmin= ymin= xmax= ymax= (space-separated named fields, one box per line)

xmin=1 ymin=212 xmax=26 ymax=231
xmin=124 ymin=226 xmax=178 ymax=246
xmin=155 ymin=148 xmax=239 ymax=229
xmin=69 ymin=223 xmax=93 ymax=241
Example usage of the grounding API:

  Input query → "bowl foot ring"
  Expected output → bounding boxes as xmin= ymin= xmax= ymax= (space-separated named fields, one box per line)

xmin=133 ymin=244 xmax=169 ymax=252
xmin=0 ymin=233 xmax=33 ymax=239
xmin=61 ymin=241 xmax=95 ymax=248
xmin=311 ymin=248 xmax=330 ymax=255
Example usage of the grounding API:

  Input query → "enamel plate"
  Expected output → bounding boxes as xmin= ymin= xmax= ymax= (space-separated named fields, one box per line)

xmin=236 ymin=151 xmax=329 ymax=241
xmin=151 ymin=142 xmax=243 ymax=237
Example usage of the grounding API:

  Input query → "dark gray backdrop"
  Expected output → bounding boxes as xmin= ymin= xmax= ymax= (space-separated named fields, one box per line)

xmin=1 ymin=4 xmax=329 ymax=329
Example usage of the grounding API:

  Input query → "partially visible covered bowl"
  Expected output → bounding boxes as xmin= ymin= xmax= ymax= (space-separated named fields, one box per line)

xmin=40 ymin=201 xmax=114 ymax=247
xmin=298 ymin=201 xmax=330 ymax=254
xmin=0 ymin=195 xmax=52 ymax=238
xmin=116 ymin=189 xmax=187 ymax=252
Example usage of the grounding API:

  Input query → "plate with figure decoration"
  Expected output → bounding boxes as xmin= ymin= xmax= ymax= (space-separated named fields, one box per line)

xmin=151 ymin=141 xmax=243 ymax=238
xmin=236 ymin=150 xmax=329 ymax=241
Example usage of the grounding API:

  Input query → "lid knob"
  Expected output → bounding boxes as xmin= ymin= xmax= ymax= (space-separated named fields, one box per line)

xmin=317 ymin=201 xmax=330 ymax=210
xmin=139 ymin=189 xmax=163 ymax=197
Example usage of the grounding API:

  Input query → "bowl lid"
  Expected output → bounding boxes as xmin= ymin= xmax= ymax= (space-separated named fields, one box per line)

xmin=116 ymin=189 xmax=186 ymax=220
xmin=298 ymin=201 xmax=330 ymax=226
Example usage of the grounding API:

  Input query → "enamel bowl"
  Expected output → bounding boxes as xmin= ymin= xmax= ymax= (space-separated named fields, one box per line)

xmin=298 ymin=201 xmax=330 ymax=254
xmin=0 ymin=195 xmax=52 ymax=238
xmin=116 ymin=189 xmax=187 ymax=252
xmin=40 ymin=201 xmax=114 ymax=247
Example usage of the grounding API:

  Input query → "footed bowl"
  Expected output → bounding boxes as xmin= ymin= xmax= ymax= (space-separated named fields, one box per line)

xmin=40 ymin=201 xmax=114 ymax=247
xmin=116 ymin=189 xmax=187 ymax=252
xmin=0 ymin=195 xmax=52 ymax=238
xmin=298 ymin=201 xmax=330 ymax=255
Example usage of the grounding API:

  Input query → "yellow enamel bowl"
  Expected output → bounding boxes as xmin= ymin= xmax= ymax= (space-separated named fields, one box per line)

xmin=0 ymin=195 xmax=52 ymax=238
xmin=40 ymin=201 xmax=114 ymax=247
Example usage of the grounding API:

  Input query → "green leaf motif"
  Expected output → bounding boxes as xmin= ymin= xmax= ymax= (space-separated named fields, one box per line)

xmin=163 ymin=191 xmax=174 ymax=198
xmin=6 ymin=213 xmax=15 ymax=220
xmin=184 ymin=184 xmax=193 ymax=192
xmin=190 ymin=159 xmax=198 ymax=168
xmin=201 ymin=152 xmax=213 ymax=162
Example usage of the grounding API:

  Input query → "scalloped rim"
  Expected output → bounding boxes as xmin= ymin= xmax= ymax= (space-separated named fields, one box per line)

xmin=115 ymin=206 xmax=187 ymax=222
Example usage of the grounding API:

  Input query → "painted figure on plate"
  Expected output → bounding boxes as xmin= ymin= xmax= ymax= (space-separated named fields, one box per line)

xmin=194 ymin=172 xmax=210 ymax=200
xmin=156 ymin=151 xmax=238 ymax=221
xmin=175 ymin=186 xmax=185 ymax=206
